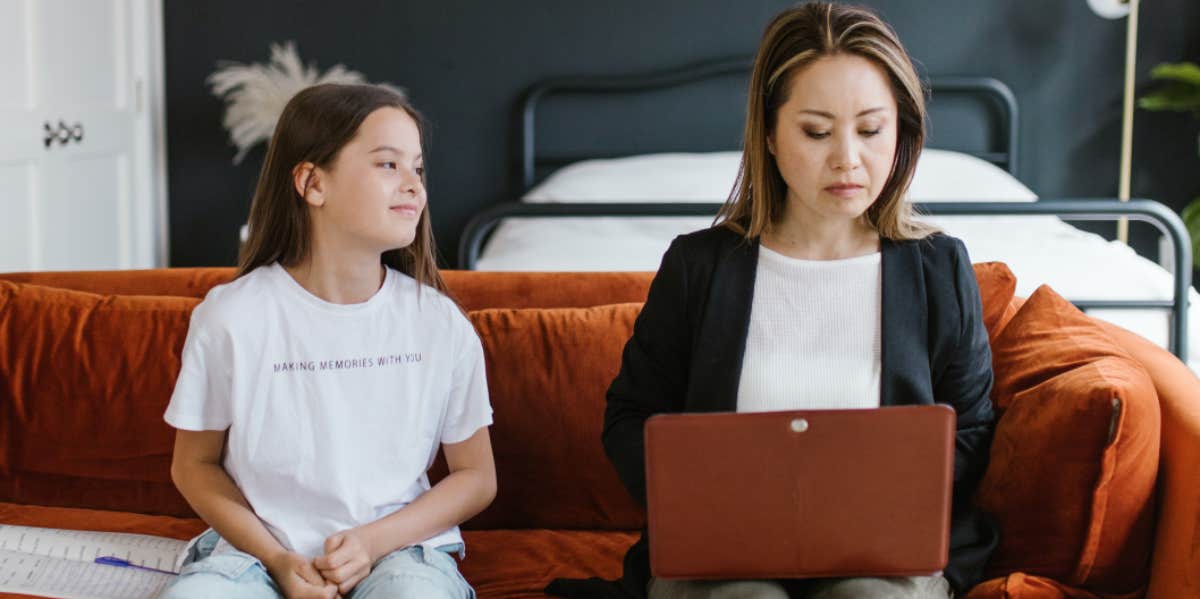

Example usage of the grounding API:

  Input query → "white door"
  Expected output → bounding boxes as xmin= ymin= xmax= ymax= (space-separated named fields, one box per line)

xmin=0 ymin=0 xmax=165 ymax=272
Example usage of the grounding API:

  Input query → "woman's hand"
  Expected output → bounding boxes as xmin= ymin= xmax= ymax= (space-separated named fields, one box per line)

xmin=264 ymin=551 xmax=340 ymax=599
xmin=314 ymin=530 xmax=373 ymax=595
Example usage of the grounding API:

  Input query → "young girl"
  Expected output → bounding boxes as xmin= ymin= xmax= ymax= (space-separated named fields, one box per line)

xmin=161 ymin=84 xmax=495 ymax=599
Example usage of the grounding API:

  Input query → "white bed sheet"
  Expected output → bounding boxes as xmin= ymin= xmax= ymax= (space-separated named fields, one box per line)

xmin=476 ymin=150 xmax=1200 ymax=372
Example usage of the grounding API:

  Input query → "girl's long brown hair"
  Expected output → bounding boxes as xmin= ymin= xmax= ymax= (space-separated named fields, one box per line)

xmin=237 ymin=83 xmax=448 ymax=294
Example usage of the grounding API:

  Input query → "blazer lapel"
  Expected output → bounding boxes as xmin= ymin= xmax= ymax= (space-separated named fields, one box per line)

xmin=880 ymin=237 xmax=932 ymax=406
xmin=686 ymin=236 xmax=759 ymax=413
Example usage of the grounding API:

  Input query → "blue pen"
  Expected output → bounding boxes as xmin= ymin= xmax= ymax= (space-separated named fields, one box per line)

xmin=94 ymin=556 xmax=179 ymax=576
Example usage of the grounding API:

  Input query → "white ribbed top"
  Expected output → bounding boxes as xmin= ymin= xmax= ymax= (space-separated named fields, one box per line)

xmin=736 ymin=245 xmax=882 ymax=413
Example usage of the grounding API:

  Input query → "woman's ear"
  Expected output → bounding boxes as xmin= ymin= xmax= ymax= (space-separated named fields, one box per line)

xmin=766 ymin=134 xmax=777 ymax=156
xmin=292 ymin=162 xmax=324 ymax=207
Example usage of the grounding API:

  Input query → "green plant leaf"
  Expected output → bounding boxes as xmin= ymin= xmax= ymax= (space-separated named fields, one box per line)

xmin=1182 ymin=197 xmax=1200 ymax=266
xmin=1138 ymin=83 xmax=1200 ymax=112
xmin=1150 ymin=62 xmax=1200 ymax=87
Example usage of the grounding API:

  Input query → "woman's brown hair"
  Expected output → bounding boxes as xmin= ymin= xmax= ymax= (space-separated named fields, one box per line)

xmin=717 ymin=1 xmax=936 ymax=240
xmin=237 ymin=83 xmax=448 ymax=294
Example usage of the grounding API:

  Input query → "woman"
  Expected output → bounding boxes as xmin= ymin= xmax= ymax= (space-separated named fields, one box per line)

xmin=565 ymin=3 xmax=999 ymax=598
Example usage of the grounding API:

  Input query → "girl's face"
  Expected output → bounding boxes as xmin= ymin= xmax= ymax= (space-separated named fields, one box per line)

xmin=311 ymin=107 xmax=426 ymax=253
xmin=769 ymin=53 xmax=899 ymax=227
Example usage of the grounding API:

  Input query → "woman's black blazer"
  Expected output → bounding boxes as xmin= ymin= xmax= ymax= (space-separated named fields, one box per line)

xmin=601 ymin=225 xmax=999 ymax=596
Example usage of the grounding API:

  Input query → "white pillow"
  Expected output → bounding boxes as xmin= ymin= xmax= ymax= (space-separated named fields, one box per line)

xmin=521 ymin=149 xmax=1036 ymax=203
xmin=908 ymin=149 xmax=1035 ymax=202
xmin=523 ymin=152 xmax=742 ymax=203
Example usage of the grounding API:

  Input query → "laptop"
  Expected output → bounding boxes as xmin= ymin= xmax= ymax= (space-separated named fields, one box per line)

xmin=643 ymin=404 xmax=955 ymax=580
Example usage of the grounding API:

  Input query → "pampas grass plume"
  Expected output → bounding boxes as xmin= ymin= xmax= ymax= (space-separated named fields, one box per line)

xmin=208 ymin=42 xmax=375 ymax=163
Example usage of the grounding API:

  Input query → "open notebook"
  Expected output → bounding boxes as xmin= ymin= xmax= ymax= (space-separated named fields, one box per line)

xmin=0 ymin=525 xmax=191 ymax=599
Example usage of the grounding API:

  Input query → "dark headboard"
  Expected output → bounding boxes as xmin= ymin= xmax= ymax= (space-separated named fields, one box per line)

xmin=517 ymin=57 xmax=1019 ymax=194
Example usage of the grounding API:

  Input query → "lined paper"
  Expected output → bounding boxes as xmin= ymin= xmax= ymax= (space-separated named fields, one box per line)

xmin=0 ymin=525 xmax=188 ymax=573
xmin=0 ymin=526 xmax=190 ymax=599
xmin=0 ymin=551 xmax=173 ymax=599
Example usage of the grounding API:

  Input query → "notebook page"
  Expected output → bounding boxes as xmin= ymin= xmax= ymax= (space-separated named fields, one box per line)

xmin=0 ymin=525 xmax=188 ymax=573
xmin=0 ymin=550 xmax=172 ymax=599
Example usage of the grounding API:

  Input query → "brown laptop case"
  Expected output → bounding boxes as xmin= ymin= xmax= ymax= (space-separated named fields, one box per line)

xmin=644 ymin=405 xmax=955 ymax=580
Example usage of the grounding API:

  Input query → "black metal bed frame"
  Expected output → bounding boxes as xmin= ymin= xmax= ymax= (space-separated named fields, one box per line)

xmin=460 ymin=58 xmax=1192 ymax=363
xmin=517 ymin=58 xmax=1020 ymax=190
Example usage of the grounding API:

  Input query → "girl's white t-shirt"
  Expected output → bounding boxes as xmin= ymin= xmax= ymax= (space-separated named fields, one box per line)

xmin=164 ymin=263 xmax=493 ymax=559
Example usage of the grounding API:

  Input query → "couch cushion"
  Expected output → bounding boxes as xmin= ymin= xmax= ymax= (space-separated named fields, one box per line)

xmin=0 ymin=268 xmax=235 ymax=298
xmin=1094 ymin=319 xmax=1200 ymax=599
xmin=979 ymin=285 xmax=1159 ymax=594
xmin=462 ymin=529 xmax=637 ymax=598
xmin=444 ymin=272 xmax=654 ymax=311
xmin=0 ymin=502 xmax=637 ymax=599
xmin=434 ymin=303 xmax=647 ymax=531
xmin=0 ymin=281 xmax=197 ymax=516
xmin=2 ymin=263 xmax=1012 ymax=317
xmin=0 ymin=501 xmax=206 ymax=541
xmin=973 ymin=262 xmax=1019 ymax=343
xmin=964 ymin=573 xmax=1143 ymax=599
xmin=0 ymin=269 xmax=658 ymax=310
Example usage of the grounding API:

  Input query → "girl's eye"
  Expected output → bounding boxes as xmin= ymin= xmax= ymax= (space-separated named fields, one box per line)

xmin=860 ymin=129 xmax=881 ymax=137
xmin=804 ymin=130 xmax=830 ymax=140
xmin=379 ymin=162 xmax=397 ymax=170
xmin=415 ymin=167 xmax=425 ymax=177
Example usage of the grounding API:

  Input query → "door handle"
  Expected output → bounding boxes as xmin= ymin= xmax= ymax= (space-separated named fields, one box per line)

xmin=43 ymin=120 xmax=83 ymax=148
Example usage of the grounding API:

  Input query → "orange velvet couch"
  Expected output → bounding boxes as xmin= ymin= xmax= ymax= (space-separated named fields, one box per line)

xmin=1 ymin=265 xmax=1198 ymax=599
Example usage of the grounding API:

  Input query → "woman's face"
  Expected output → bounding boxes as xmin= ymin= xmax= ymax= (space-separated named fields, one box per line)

xmin=311 ymin=106 xmax=426 ymax=253
xmin=769 ymin=53 xmax=899 ymax=227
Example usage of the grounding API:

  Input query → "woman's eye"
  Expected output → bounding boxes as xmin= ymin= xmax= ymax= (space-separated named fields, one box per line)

xmin=379 ymin=162 xmax=397 ymax=170
xmin=415 ymin=167 xmax=425 ymax=177
xmin=804 ymin=130 xmax=830 ymax=140
xmin=860 ymin=129 xmax=881 ymax=137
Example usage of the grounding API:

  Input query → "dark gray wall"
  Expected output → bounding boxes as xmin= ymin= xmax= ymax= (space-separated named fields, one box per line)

xmin=164 ymin=0 xmax=1200 ymax=267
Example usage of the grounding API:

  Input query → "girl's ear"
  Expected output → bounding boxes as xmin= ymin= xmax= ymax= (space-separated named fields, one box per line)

xmin=766 ymin=133 xmax=777 ymax=156
xmin=292 ymin=162 xmax=324 ymax=207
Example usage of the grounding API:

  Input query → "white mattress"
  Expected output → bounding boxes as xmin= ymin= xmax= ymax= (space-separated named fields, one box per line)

xmin=476 ymin=150 xmax=1200 ymax=372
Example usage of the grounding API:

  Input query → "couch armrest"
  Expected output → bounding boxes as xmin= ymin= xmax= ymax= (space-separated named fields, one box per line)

xmin=1097 ymin=321 xmax=1200 ymax=599
xmin=1149 ymin=391 xmax=1200 ymax=599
